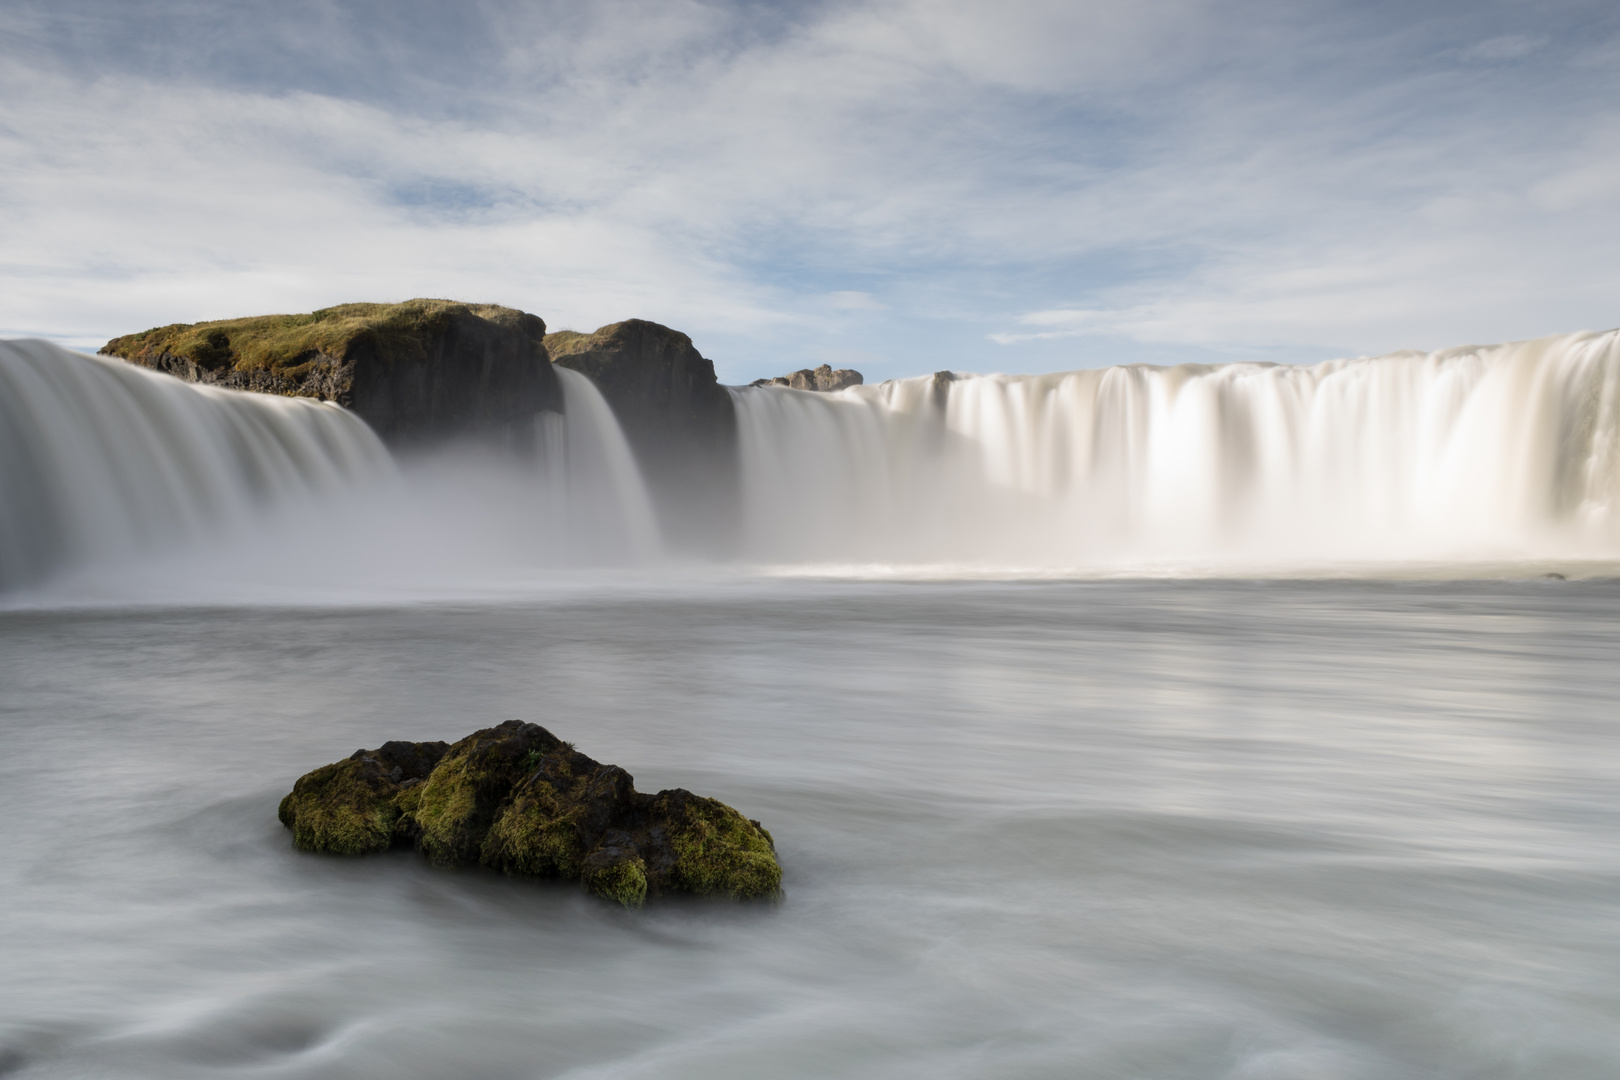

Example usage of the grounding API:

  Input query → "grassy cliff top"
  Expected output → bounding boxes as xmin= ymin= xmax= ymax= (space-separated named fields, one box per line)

xmin=542 ymin=329 xmax=598 ymax=357
xmin=543 ymin=320 xmax=694 ymax=360
xmin=102 ymin=299 xmax=543 ymax=375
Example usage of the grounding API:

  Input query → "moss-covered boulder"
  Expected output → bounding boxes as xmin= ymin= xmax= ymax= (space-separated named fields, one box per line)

xmin=279 ymin=720 xmax=782 ymax=907
xmin=100 ymin=299 xmax=561 ymax=445
xmin=277 ymin=739 xmax=450 ymax=854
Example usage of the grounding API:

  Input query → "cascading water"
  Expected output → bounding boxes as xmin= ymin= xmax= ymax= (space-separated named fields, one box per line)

xmin=0 ymin=340 xmax=664 ymax=598
xmin=536 ymin=367 xmax=661 ymax=562
xmin=0 ymin=339 xmax=392 ymax=591
xmin=731 ymin=330 xmax=1620 ymax=570
xmin=10 ymin=327 xmax=1619 ymax=592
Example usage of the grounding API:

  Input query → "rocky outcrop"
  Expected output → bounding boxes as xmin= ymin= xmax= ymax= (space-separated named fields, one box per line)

xmin=546 ymin=320 xmax=738 ymax=550
xmin=278 ymin=720 xmax=782 ymax=908
xmin=100 ymin=300 xmax=561 ymax=445
xmin=751 ymin=364 xmax=864 ymax=392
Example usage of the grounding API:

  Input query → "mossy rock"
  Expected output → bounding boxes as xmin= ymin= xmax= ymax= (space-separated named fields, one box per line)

xmin=100 ymin=300 xmax=560 ymax=445
xmin=580 ymin=847 xmax=649 ymax=908
xmin=278 ymin=720 xmax=783 ymax=908
xmin=480 ymin=752 xmax=637 ymax=879
xmin=410 ymin=721 xmax=563 ymax=866
xmin=103 ymin=300 xmax=541 ymax=378
xmin=653 ymin=790 xmax=782 ymax=901
xmin=278 ymin=740 xmax=449 ymax=854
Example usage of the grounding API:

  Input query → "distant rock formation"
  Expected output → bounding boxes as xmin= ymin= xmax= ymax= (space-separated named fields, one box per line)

xmin=751 ymin=364 xmax=864 ymax=392
xmin=99 ymin=300 xmax=560 ymax=445
xmin=277 ymin=720 xmax=783 ymax=908
xmin=545 ymin=320 xmax=738 ymax=550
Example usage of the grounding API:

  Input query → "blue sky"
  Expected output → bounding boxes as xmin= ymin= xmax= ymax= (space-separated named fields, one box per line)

xmin=3 ymin=0 xmax=1618 ymax=383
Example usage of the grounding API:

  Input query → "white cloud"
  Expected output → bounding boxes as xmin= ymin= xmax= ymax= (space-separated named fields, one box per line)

xmin=827 ymin=291 xmax=887 ymax=311
xmin=3 ymin=1 xmax=1620 ymax=379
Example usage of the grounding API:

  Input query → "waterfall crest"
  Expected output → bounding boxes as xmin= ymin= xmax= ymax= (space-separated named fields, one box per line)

xmin=731 ymin=330 xmax=1620 ymax=569
xmin=0 ymin=340 xmax=391 ymax=590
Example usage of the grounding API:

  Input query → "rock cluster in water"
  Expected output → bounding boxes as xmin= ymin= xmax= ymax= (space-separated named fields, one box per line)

xmin=751 ymin=364 xmax=864 ymax=391
xmin=277 ymin=720 xmax=782 ymax=908
xmin=100 ymin=299 xmax=561 ymax=445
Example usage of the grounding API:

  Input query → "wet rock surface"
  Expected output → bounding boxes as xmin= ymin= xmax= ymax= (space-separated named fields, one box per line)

xmin=278 ymin=720 xmax=781 ymax=907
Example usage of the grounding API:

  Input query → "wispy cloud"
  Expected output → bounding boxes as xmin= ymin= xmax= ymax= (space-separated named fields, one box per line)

xmin=1455 ymin=34 xmax=1548 ymax=62
xmin=827 ymin=291 xmax=887 ymax=311
xmin=2 ymin=0 xmax=1619 ymax=380
xmin=989 ymin=309 xmax=1100 ymax=344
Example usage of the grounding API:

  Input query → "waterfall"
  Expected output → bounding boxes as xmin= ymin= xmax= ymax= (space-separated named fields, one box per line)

xmin=731 ymin=330 xmax=1620 ymax=569
xmin=0 ymin=340 xmax=392 ymax=591
xmin=10 ymin=327 xmax=1618 ymax=593
xmin=0 ymin=340 xmax=666 ymax=597
xmin=537 ymin=368 xmax=662 ymax=561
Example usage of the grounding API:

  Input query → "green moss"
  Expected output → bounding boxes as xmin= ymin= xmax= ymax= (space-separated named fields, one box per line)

xmin=277 ymin=724 xmax=782 ymax=907
xmin=541 ymin=329 xmax=596 ymax=357
xmin=411 ymin=721 xmax=560 ymax=866
xmin=410 ymin=754 xmax=488 ymax=866
xmin=277 ymin=759 xmax=399 ymax=855
xmin=660 ymin=793 xmax=783 ymax=901
xmin=392 ymin=783 xmax=424 ymax=842
xmin=480 ymin=780 xmax=588 ymax=878
xmin=582 ymin=855 xmax=648 ymax=909
xmin=103 ymin=299 xmax=543 ymax=376
xmin=478 ymin=750 xmax=614 ymax=879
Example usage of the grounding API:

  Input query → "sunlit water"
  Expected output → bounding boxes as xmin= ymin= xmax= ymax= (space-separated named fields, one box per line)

xmin=3 ymin=580 xmax=1618 ymax=1079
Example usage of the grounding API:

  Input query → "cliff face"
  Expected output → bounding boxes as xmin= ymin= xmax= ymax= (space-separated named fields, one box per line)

xmin=100 ymin=300 xmax=561 ymax=446
xmin=545 ymin=320 xmax=737 ymax=551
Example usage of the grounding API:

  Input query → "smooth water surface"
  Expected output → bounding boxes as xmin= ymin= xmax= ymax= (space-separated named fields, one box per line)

xmin=2 ymin=580 xmax=1618 ymax=1078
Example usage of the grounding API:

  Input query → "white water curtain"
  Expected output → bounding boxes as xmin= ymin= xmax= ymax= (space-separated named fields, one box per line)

xmin=732 ymin=331 xmax=1620 ymax=569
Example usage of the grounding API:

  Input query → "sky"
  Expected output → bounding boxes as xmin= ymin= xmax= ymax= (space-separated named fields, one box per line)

xmin=3 ymin=0 xmax=1619 ymax=384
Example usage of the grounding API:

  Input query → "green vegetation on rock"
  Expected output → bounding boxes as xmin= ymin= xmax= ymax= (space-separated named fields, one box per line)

xmin=103 ymin=299 xmax=543 ymax=380
xmin=99 ymin=299 xmax=561 ymax=444
xmin=658 ymin=791 xmax=784 ymax=900
xmin=279 ymin=720 xmax=783 ymax=908
xmin=412 ymin=722 xmax=562 ymax=866
xmin=580 ymin=852 xmax=649 ymax=908
xmin=277 ymin=740 xmax=450 ymax=855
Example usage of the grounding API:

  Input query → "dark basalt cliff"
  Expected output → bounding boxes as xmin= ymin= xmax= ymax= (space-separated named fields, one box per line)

xmin=278 ymin=720 xmax=783 ymax=908
xmin=100 ymin=299 xmax=561 ymax=445
xmin=546 ymin=320 xmax=738 ymax=550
